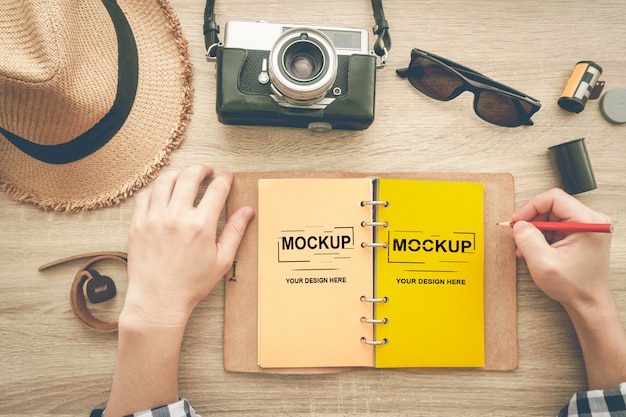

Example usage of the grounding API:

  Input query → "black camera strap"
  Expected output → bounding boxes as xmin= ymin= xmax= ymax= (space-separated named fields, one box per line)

xmin=203 ymin=0 xmax=220 ymax=56
xmin=203 ymin=0 xmax=391 ymax=67
xmin=371 ymin=0 xmax=391 ymax=66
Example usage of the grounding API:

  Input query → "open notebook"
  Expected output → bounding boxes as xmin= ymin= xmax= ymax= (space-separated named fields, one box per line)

xmin=225 ymin=172 xmax=517 ymax=373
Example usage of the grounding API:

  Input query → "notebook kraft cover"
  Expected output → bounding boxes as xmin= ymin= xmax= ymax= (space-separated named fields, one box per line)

xmin=224 ymin=171 xmax=517 ymax=374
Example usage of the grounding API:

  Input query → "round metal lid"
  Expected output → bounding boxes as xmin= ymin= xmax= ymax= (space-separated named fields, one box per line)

xmin=600 ymin=87 xmax=626 ymax=124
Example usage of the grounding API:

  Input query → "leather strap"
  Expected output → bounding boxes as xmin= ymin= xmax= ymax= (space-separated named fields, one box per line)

xmin=203 ymin=0 xmax=220 ymax=58
xmin=371 ymin=0 xmax=392 ymax=64
xmin=39 ymin=251 xmax=128 ymax=332
xmin=204 ymin=0 xmax=391 ymax=65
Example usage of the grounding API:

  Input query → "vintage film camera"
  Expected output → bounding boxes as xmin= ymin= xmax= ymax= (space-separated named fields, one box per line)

xmin=215 ymin=21 xmax=377 ymax=131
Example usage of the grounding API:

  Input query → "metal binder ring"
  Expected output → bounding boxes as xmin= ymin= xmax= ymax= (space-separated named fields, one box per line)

xmin=361 ymin=221 xmax=388 ymax=227
xmin=360 ymin=200 xmax=389 ymax=207
xmin=360 ymin=317 xmax=389 ymax=324
xmin=361 ymin=242 xmax=388 ymax=248
xmin=360 ymin=337 xmax=389 ymax=345
xmin=360 ymin=295 xmax=388 ymax=303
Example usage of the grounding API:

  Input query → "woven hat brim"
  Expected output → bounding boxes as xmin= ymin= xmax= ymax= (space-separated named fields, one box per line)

xmin=0 ymin=0 xmax=193 ymax=212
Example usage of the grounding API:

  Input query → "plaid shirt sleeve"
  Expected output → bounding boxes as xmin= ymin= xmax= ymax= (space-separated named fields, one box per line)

xmin=90 ymin=398 xmax=200 ymax=417
xmin=558 ymin=383 xmax=626 ymax=417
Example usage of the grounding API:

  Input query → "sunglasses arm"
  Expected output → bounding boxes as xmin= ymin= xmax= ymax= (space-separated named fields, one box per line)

xmin=395 ymin=67 xmax=410 ymax=78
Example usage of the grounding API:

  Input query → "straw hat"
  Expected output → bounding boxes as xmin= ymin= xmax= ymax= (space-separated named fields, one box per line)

xmin=0 ymin=0 xmax=193 ymax=211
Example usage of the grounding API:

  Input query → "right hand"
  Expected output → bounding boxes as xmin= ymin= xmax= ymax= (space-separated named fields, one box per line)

xmin=511 ymin=188 xmax=612 ymax=311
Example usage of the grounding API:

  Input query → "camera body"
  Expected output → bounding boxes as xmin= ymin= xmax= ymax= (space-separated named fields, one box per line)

xmin=216 ymin=21 xmax=377 ymax=131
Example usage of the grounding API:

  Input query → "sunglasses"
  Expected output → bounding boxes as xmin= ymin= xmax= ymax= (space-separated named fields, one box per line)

xmin=396 ymin=48 xmax=541 ymax=127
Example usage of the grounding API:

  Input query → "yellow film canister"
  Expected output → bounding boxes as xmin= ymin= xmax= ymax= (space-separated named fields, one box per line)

xmin=558 ymin=61 xmax=603 ymax=113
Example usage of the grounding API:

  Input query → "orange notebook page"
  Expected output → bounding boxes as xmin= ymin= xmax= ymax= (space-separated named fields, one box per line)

xmin=257 ymin=178 xmax=375 ymax=368
xmin=374 ymin=179 xmax=485 ymax=368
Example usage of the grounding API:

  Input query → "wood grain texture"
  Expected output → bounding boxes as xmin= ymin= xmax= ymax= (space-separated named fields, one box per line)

xmin=1 ymin=0 xmax=626 ymax=415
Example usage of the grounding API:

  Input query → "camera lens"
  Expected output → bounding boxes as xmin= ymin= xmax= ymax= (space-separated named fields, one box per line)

xmin=269 ymin=27 xmax=337 ymax=105
xmin=284 ymin=43 xmax=324 ymax=81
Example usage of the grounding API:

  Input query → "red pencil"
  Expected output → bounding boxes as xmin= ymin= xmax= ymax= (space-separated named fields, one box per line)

xmin=497 ymin=221 xmax=613 ymax=233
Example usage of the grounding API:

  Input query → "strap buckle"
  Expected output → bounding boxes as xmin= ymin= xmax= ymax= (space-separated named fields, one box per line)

xmin=84 ymin=270 xmax=117 ymax=304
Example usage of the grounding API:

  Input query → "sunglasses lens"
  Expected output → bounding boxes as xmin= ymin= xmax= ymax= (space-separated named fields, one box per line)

xmin=476 ymin=91 xmax=533 ymax=127
xmin=401 ymin=50 xmax=539 ymax=127
xmin=408 ymin=56 xmax=464 ymax=100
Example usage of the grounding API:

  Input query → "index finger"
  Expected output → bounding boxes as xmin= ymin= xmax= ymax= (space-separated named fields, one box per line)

xmin=169 ymin=165 xmax=215 ymax=211
xmin=196 ymin=169 xmax=234 ymax=223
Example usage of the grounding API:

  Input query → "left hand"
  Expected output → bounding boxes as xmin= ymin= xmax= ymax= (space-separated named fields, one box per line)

xmin=123 ymin=165 xmax=254 ymax=327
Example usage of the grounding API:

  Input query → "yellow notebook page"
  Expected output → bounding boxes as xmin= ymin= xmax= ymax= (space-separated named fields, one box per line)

xmin=257 ymin=178 xmax=375 ymax=368
xmin=374 ymin=179 xmax=485 ymax=368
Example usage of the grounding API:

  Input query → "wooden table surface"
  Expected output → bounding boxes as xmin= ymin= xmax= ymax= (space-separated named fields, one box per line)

xmin=2 ymin=1 xmax=626 ymax=415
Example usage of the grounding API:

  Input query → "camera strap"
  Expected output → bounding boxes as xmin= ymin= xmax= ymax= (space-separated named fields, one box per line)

xmin=203 ymin=0 xmax=220 ymax=57
xmin=371 ymin=0 xmax=391 ymax=67
xmin=204 ymin=0 xmax=391 ymax=67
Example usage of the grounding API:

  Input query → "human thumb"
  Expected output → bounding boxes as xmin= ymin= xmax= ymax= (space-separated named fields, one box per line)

xmin=512 ymin=221 xmax=553 ymax=262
